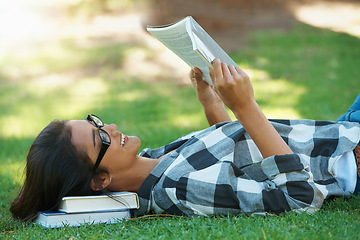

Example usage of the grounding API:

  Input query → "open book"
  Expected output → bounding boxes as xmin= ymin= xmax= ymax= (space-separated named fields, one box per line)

xmin=58 ymin=192 xmax=139 ymax=213
xmin=147 ymin=16 xmax=238 ymax=85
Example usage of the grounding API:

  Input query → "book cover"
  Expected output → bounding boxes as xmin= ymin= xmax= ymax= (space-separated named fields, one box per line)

xmin=35 ymin=209 xmax=131 ymax=228
xmin=59 ymin=191 xmax=139 ymax=213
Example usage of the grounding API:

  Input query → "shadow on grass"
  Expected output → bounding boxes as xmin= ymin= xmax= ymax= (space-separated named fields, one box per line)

xmin=231 ymin=23 xmax=360 ymax=120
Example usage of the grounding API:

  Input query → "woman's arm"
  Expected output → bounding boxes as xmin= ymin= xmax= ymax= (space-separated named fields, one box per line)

xmin=211 ymin=59 xmax=293 ymax=158
xmin=190 ymin=67 xmax=231 ymax=126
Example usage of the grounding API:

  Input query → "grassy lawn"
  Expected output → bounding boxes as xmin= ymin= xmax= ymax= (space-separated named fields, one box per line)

xmin=1 ymin=21 xmax=360 ymax=239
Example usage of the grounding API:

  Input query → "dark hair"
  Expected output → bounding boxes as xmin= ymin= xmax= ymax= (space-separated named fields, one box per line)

xmin=10 ymin=120 xmax=104 ymax=222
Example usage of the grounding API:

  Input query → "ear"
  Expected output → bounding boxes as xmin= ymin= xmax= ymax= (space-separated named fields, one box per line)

xmin=90 ymin=172 xmax=112 ymax=191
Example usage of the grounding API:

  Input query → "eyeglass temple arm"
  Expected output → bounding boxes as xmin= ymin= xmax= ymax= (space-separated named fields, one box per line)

xmin=93 ymin=144 xmax=110 ymax=172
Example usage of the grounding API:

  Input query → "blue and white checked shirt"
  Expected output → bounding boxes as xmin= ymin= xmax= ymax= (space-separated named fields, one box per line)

xmin=133 ymin=120 xmax=360 ymax=216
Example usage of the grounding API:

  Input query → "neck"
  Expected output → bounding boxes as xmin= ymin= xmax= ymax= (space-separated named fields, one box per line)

xmin=107 ymin=155 xmax=159 ymax=192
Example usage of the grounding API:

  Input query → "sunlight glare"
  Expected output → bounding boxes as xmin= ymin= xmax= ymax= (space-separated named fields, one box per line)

xmin=1 ymin=162 xmax=26 ymax=185
xmin=0 ymin=77 xmax=109 ymax=138
xmin=292 ymin=2 xmax=360 ymax=38
xmin=253 ymin=77 xmax=306 ymax=119
xmin=65 ymin=77 xmax=109 ymax=115
xmin=117 ymin=90 xmax=146 ymax=102
xmin=0 ymin=1 xmax=59 ymax=54
xmin=171 ymin=113 xmax=204 ymax=128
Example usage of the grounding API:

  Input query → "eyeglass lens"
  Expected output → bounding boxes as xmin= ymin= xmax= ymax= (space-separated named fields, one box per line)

xmin=91 ymin=115 xmax=104 ymax=127
xmin=89 ymin=115 xmax=111 ymax=144
xmin=99 ymin=129 xmax=111 ymax=143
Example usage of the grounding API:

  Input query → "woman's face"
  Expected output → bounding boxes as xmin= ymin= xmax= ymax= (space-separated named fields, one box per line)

xmin=67 ymin=120 xmax=141 ymax=174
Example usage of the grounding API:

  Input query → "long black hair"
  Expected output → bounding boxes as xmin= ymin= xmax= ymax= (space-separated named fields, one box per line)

xmin=10 ymin=120 xmax=104 ymax=222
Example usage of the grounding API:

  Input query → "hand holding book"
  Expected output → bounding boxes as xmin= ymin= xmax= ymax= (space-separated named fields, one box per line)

xmin=210 ymin=58 xmax=293 ymax=158
xmin=211 ymin=58 xmax=254 ymax=113
xmin=189 ymin=67 xmax=222 ymax=106
xmin=189 ymin=66 xmax=231 ymax=126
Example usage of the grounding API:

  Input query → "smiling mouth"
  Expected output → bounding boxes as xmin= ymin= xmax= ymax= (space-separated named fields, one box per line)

xmin=120 ymin=133 xmax=127 ymax=146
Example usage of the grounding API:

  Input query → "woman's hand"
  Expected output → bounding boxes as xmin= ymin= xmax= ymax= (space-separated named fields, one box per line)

xmin=189 ymin=67 xmax=222 ymax=106
xmin=210 ymin=58 xmax=255 ymax=114
xmin=210 ymin=58 xmax=293 ymax=158
xmin=189 ymin=67 xmax=231 ymax=126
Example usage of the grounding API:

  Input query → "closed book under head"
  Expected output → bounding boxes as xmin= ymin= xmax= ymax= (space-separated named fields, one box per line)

xmin=58 ymin=192 xmax=139 ymax=213
xmin=35 ymin=209 xmax=131 ymax=228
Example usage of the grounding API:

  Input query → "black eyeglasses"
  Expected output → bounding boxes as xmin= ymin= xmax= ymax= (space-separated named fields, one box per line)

xmin=86 ymin=114 xmax=111 ymax=173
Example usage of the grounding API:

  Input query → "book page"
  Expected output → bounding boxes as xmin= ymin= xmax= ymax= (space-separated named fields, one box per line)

xmin=189 ymin=17 xmax=238 ymax=68
xmin=147 ymin=17 xmax=213 ymax=84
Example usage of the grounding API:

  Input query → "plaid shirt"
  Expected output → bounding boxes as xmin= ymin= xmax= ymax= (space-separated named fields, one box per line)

xmin=133 ymin=120 xmax=360 ymax=216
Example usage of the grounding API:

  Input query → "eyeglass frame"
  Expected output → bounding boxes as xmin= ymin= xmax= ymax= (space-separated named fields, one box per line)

xmin=86 ymin=114 xmax=111 ymax=173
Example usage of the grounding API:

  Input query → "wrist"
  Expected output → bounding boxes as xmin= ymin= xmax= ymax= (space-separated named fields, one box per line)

xmin=231 ymin=99 xmax=260 ymax=121
xmin=203 ymin=102 xmax=231 ymax=126
xmin=202 ymin=99 xmax=224 ymax=110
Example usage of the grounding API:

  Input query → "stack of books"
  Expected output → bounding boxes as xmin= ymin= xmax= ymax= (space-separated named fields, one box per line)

xmin=35 ymin=192 xmax=139 ymax=228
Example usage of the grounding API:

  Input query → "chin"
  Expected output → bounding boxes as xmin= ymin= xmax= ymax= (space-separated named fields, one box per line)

xmin=130 ymin=136 xmax=141 ymax=148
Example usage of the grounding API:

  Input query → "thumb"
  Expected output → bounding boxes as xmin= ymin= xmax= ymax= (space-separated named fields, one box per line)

xmin=194 ymin=67 xmax=208 ymax=86
xmin=194 ymin=67 xmax=202 ymax=79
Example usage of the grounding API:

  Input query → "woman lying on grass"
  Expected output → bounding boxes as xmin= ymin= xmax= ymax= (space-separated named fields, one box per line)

xmin=10 ymin=59 xmax=360 ymax=222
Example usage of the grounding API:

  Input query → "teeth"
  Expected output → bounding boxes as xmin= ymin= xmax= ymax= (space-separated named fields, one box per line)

xmin=121 ymin=134 xmax=125 ymax=146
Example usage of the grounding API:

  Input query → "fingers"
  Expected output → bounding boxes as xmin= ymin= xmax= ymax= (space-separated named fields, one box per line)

xmin=212 ymin=58 xmax=240 ymax=81
xmin=235 ymin=66 xmax=242 ymax=74
xmin=209 ymin=66 xmax=215 ymax=83
xmin=228 ymin=65 xmax=238 ymax=76
xmin=195 ymin=67 xmax=209 ymax=87
xmin=190 ymin=67 xmax=202 ymax=77
xmin=189 ymin=69 xmax=195 ymax=79
xmin=193 ymin=60 xmax=246 ymax=90
xmin=212 ymin=59 xmax=248 ymax=81
xmin=221 ymin=63 xmax=234 ymax=81
xmin=212 ymin=58 xmax=223 ymax=85
xmin=189 ymin=69 xmax=196 ymax=87
xmin=234 ymin=65 xmax=248 ymax=79
xmin=221 ymin=62 xmax=232 ymax=81
xmin=194 ymin=67 xmax=203 ymax=80
xmin=190 ymin=67 xmax=202 ymax=84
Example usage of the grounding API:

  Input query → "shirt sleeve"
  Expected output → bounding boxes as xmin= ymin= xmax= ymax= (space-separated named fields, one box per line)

xmin=161 ymin=154 xmax=325 ymax=216
xmin=260 ymin=153 xmax=325 ymax=214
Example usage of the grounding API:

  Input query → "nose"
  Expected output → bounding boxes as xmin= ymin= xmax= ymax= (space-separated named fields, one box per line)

xmin=102 ymin=123 xmax=117 ymax=133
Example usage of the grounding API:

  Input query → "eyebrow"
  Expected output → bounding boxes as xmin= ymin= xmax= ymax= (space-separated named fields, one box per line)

xmin=92 ymin=129 xmax=96 ymax=147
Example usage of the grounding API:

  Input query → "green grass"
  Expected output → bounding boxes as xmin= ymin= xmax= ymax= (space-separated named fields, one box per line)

xmin=2 ymin=198 xmax=360 ymax=239
xmin=1 ymin=21 xmax=360 ymax=239
xmin=232 ymin=24 xmax=360 ymax=120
